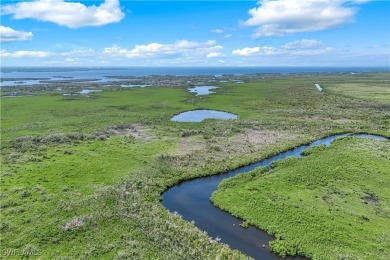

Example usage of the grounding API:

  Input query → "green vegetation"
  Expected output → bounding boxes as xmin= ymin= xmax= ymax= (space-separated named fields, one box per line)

xmin=212 ymin=137 xmax=390 ymax=259
xmin=1 ymin=72 xmax=389 ymax=259
xmin=325 ymin=73 xmax=390 ymax=103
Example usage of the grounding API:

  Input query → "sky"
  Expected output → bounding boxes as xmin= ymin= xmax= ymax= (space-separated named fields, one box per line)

xmin=0 ymin=0 xmax=389 ymax=67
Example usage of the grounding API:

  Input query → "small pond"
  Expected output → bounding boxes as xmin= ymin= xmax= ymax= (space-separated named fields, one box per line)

xmin=121 ymin=84 xmax=151 ymax=88
xmin=171 ymin=110 xmax=237 ymax=122
xmin=188 ymin=86 xmax=219 ymax=96
xmin=232 ymin=80 xmax=244 ymax=84
xmin=78 ymin=89 xmax=102 ymax=94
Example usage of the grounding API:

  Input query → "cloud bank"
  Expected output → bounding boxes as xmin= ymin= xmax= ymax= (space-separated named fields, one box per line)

xmin=243 ymin=0 xmax=371 ymax=38
xmin=211 ymin=29 xmax=224 ymax=34
xmin=232 ymin=39 xmax=331 ymax=56
xmin=1 ymin=0 xmax=125 ymax=28
xmin=103 ymin=40 xmax=223 ymax=59
xmin=1 ymin=50 xmax=50 ymax=58
xmin=0 ymin=26 xmax=33 ymax=42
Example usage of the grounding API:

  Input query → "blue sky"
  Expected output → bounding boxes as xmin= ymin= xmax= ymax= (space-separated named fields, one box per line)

xmin=1 ymin=0 xmax=389 ymax=67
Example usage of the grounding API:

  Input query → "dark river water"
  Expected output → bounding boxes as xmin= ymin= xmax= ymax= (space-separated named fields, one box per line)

xmin=162 ymin=134 xmax=388 ymax=259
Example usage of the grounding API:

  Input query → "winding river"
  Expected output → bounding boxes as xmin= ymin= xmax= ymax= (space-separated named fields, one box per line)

xmin=162 ymin=134 xmax=388 ymax=259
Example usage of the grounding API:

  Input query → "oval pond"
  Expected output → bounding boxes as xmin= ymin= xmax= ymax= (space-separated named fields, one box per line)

xmin=171 ymin=110 xmax=238 ymax=122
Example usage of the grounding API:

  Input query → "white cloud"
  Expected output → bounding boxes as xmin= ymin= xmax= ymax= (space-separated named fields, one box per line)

xmin=350 ymin=0 xmax=371 ymax=3
xmin=243 ymin=0 xmax=370 ymax=38
xmin=0 ymin=50 xmax=51 ymax=58
xmin=1 ymin=48 xmax=105 ymax=66
xmin=232 ymin=39 xmax=331 ymax=56
xmin=0 ymin=26 xmax=33 ymax=42
xmin=1 ymin=0 xmax=125 ymax=28
xmin=0 ymin=48 xmax=97 ymax=59
xmin=232 ymin=47 xmax=261 ymax=56
xmin=64 ymin=58 xmax=76 ymax=63
xmin=0 ymin=40 xmax=223 ymax=62
xmin=224 ymin=34 xmax=233 ymax=39
xmin=60 ymin=49 xmax=97 ymax=57
xmin=206 ymin=52 xmax=224 ymax=58
xmin=103 ymin=40 xmax=223 ymax=59
xmin=211 ymin=29 xmax=224 ymax=34
xmin=282 ymin=39 xmax=324 ymax=49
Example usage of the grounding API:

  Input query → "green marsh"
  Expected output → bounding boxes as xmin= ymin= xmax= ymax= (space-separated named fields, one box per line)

xmin=1 ymin=72 xmax=389 ymax=259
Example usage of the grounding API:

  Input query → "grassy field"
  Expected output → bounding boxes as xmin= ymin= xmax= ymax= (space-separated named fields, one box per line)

xmin=1 ymin=72 xmax=389 ymax=259
xmin=325 ymin=72 xmax=390 ymax=103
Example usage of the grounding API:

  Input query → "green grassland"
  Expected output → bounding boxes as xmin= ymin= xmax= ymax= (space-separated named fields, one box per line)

xmin=325 ymin=73 xmax=390 ymax=103
xmin=211 ymin=137 xmax=390 ymax=259
xmin=1 ymin=72 xmax=389 ymax=259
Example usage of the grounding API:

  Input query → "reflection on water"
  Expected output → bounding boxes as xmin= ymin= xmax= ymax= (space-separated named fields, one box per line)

xmin=121 ymin=84 xmax=151 ymax=88
xmin=0 ymin=76 xmax=126 ymax=87
xmin=171 ymin=110 xmax=237 ymax=122
xmin=0 ymin=79 xmax=48 ymax=87
xmin=78 ymin=89 xmax=102 ymax=94
xmin=188 ymin=86 xmax=219 ymax=96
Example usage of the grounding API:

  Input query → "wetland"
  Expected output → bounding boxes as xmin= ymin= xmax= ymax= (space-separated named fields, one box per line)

xmin=1 ymin=68 xmax=389 ymax=259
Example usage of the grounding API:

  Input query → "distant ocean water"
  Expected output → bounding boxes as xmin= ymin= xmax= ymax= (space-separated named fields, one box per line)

xmin=1 ymin=66 xmax=388 ymax=78
xmin=1 ymin=67 xmax=388 ymax=87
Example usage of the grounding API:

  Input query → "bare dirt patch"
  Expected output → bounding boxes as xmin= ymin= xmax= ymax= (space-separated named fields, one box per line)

xmin=361 ymin=192 xmax=379 ymax=204
xmin=238 ymin=129 xmax=296 ymax=146
xmin=61 ymin=216 xmax=86 ymax=230
xmin=172 ymin=137 xmax=206 ymax=156
xmin=107 ymin=123 xmax=155 ymax=141
xmin=162 ymin=128 xmax=299 ymax=172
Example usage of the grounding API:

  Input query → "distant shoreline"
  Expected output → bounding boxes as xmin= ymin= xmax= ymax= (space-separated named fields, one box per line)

xmin=1 ymin=66 xmax=389 ymax=77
